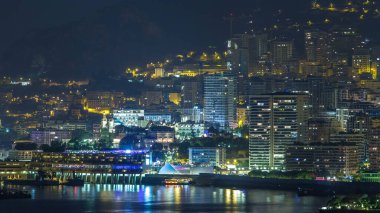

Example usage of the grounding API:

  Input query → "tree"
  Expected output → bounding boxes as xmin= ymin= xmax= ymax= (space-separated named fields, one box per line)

xmin=40 ymin=144 xmax=51 ymax=152
xmin=39 ymin=141 xmax=66 ymax=152
xmin=49 ymin=140 xmax=66 ymax=152
xmin=95 ymin=127 xmax=113 ymax=150
xmin=151 ymin=143 xmax=164 ymax=151
xmin=177 ymin=141 xmax=190 ymax=159
xmin=208 ymin=126 xmax=219 ymax=135
xmin=67 ymin=130 xmax=94 ymax=150
xmin=95 ymin=138 xmax=112 ymax=150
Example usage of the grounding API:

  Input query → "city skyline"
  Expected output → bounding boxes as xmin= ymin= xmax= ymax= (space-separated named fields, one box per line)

xmin=1 ymin=1 xmax=380 ymax=212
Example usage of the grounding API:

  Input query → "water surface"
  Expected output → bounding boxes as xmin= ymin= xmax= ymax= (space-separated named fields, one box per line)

xmin=0 ymin=184 xmax=329 ymax=213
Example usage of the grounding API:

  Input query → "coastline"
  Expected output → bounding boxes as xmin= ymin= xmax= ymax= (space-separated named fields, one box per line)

xmin=6 ymin=173 xmax=380 ymax=196
xmin=143 ymin=173 xmax=380 ymax=194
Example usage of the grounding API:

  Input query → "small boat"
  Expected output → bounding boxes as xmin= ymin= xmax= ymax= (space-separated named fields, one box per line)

xmin=61 ymin=178 xmax=84 ymax=187
xmin=163 ymin=178 xmax=191 ymax=185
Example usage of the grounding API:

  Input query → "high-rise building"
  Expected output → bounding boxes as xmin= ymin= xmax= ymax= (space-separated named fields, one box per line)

xmin=181 ymin=80 xmax=202 ymax=108
xmin=307 ymin=76 xmax=325 ymax=113
xmin=253 ymin=53 xmax=272 ymax=76
xmin=250 ymin=33 xmax=268 ymax=75
xmin=227 ymin=34 xmax=251 ymax=103
xmin=237 ymin=106 xmax=248 ymax=127
xmin=271 ymin=41 xmax=293 ymax=64
xmin=204 ymin=73 xmax=237 ymax=130
xmin=227 ymin=34 xmax=251 ymax=74
xmin=285 ymin=143 xmax=359 ymax=176
xmin=304 ymin=29 xmax=332 ymax=66
xmin=372 ymin=46 xmax=380 ymax=80
xmin=248 ymin=77 xmax=269 ymax=95
xmin=352 ymin=48 xmax=372 ymax=78
xmin=305 ymin=30 xmax=318 ymax=61
xmin=270 ymin=40 xmax=294 ymax=75
xmin=248 ymin=92 xmax=309 ymax=170
xmin=306 ymin=118 xmax=331 ymax=143
xmin=370 ymin=61 xmax=378 ymax=80
xmin=368 ymin=127 xmax=380 ymax=170
xmin=330 ymin=26 xmax=361 ymax=61
xmin=251 ymin=33 xmax=268 ymax=63
xmin=330 ymin=132 xmax=366 ymax=161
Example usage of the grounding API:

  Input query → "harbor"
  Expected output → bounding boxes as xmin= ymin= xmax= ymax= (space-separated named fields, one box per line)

xmin=0 ymin=184 xmax=330 ymax=212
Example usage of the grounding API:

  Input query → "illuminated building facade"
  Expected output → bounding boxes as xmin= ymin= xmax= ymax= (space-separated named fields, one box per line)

xmin=285 ymin=143 xmax=359 ymax=176
xmin=298 ymin=61 xmax=324 ymax=77
xmin=85 ymin=91 xmax=124 ymax=112
xmin=227 ymin=34 xmax=251 ymax=103
xmin=154 ymin=68 xmax=165 ymax=78
xmin=250 ymin=33 xmax=268 ymax=72
xmin=174 ymin=122 xmax=208 ymax=142
xmin=368 ymin=127 xmax=380 ymax=170
xmin=227 ymin=34 xmax=251 ymax=74
xmin=113 ymin=109 xmax=144 ymax=127
xmin=352 ymin=48 xmax=376 ymax=79
xmin=30 ymin=129 xmax=72 ymax=146
xmin=179 ymin=106 xmax=203 ymax=123
xmin=168 ymin=92 xmax=181 ymax=105
xmin=306 ymin=118 xmax=332 ymax=143
xmin=147 ymin=126 xmax=175 ymax=144
xmin=32 ymin=150 xmax=147 ymax=174
xmin=203 ymin=73 xmax=237 ymax=130
xmin=254 ymin=53 xmax=272 ymax=76
xmin=188 ymin=147 xmax=226 ymax=167
xmin=181 ymin=80 xmax=203 ymax=108
xmin=8 ymin=150 xmax=37 ymax=161
xmin=304 ymin=29 xmax=332 ymax=66
xmin=271 ymin=40 xmax=293 ymax=64
xmin=44 ymin=121 xmax=87 ymax=131
xmin=248 ymin=93 xmax=309 ymax=170
xmin=237 ymin=106 xmax=248 ymax=127
xmin=144 ymin=111 xmax=171 ymax=123
xmin=330 ymin=132 xmax=366 ymax=161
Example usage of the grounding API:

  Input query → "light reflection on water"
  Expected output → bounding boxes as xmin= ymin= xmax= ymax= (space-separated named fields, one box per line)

xmin=1 ymin=184 xmax=329 ymax=213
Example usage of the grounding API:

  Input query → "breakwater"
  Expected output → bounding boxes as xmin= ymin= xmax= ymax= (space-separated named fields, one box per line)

xmin=142 ymin=173 xmax=380 ymax=194
xmin=196 ymin=174 xmax=380 ymax=194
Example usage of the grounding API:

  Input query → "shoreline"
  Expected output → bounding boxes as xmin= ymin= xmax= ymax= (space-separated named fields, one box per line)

xmin=143 ymin=173 xmax=380 ymax=194
xmin=6 ymin=173 xmax=380 ymax=195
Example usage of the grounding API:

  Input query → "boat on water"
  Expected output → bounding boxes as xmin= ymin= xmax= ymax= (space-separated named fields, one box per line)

xmin=0 ymin=189 xmax=31 ymax=200
xmin=61 ymin=178 xmax=85 ymax=187
xmin=163 ymin=178 xmax=192 ymax=185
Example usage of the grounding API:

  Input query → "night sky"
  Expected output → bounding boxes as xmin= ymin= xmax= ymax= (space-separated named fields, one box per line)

xmin=0 ymin=1 xmax=122 ymax=50
xmin=0 ymin=0 xmax=377 ymax=80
